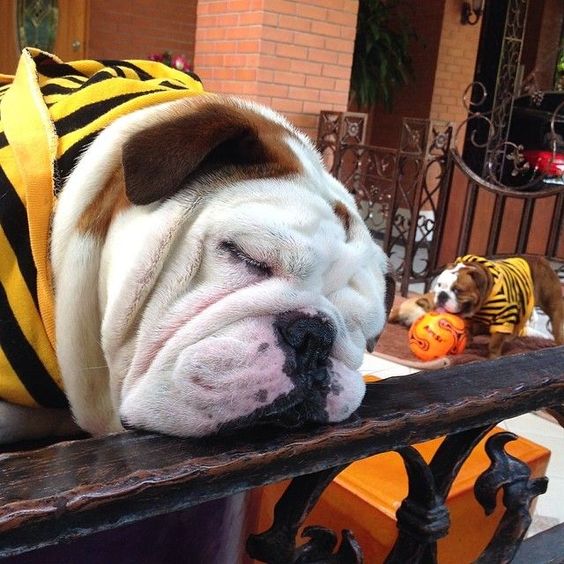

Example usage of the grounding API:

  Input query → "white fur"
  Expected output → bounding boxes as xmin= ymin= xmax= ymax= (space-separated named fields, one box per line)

xmin=432 ymin=264 xmax=466 ymax=313
xmin=46 ymin=95 xmax=390 ymax=439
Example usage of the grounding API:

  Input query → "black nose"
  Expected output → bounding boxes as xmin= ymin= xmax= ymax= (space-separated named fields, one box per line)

xmin=437 ymin=291 xmax=449 ymax=305
xmin=276 ymin=312 xmax=336 ymax=374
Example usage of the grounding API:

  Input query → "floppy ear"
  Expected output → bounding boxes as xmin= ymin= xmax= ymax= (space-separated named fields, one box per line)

xmin=467 ymin=265 xmax=491 ymax=296
xmin=122 ymin=99 xmax=299 ymax=205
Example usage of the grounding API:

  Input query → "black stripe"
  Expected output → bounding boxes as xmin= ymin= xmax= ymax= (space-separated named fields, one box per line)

xmin=185 ymin=71 xmax=202 ymax=83
xmin=0 ymin=132 xmax=7 ymax=150
xmin=34 ymin=53 xmax=87 ymax=79
xmin=97 ymin=60 xmax=154 ymax=80
xmin=0 ymin=283 xmax=67 ymax=408
xmin=0 ymin=167 xmax=39 ymax=310
xmin=55 ymin=131 xmax=98 ymax=190
xmin=159 ymin=79 xmax=191 ymax=90
xmin=41 ymin=82 xmax=82 ymax=96
xmin=80 ymin=70 xmax=118 ymax=87
xmin=54 ymin=89 xmax=163 ymax=138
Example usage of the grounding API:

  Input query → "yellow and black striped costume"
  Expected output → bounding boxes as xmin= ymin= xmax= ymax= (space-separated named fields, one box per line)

xmin=455 ymin=255 xmax=535 ymax=336
xmin=0 ymin=48 xmax=204 ymax=408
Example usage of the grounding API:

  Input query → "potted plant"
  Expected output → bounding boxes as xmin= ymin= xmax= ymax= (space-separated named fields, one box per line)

xmin=350 ymin=0 xmax=415 ymax=111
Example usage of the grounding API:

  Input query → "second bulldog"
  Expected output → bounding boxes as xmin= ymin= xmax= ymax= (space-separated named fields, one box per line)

xmin=432 ymin=254 xmax=563 ymax=358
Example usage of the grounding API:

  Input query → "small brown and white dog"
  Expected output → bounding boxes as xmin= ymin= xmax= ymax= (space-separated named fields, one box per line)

xmin=432 ymin=254 xmax=563 ymax=358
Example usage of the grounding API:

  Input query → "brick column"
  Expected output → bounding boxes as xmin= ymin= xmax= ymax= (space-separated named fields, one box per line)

xmin=194 ymin=0 xmax=359 ymax=138
xmin=429 ymin=0 xmax=482 ymax=128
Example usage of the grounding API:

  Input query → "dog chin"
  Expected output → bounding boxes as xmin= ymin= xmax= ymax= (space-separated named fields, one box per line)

xmin=119 ymin=316 xmax=365 ymax=437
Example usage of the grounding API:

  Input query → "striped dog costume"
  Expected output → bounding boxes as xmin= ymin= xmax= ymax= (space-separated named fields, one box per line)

xmin=0 ymin=48 xmax=204 ymax=408
xmin=454 ymin=254 xmax=535 ymax=336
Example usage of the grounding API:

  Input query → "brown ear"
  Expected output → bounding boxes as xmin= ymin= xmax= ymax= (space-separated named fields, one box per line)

xmin=467 ymin=264 xmax=491 ymax=296
xmin=122 ymin=100 xmax=299 ymax=205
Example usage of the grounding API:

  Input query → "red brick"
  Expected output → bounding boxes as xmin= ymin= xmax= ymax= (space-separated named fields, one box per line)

xmin=326 ymin=37 xmax=352 ymax=54
xmin=307 ymin=48 xmax=336 ymax=64
xmin=239 ymin=12 xmax=264 ymax=25
xmin=261 ymin=55 xmax=293 ymax=70
xmin=288 ymin=86 xmax=320 ymax=102
xmin=302 ymin=100 xmax=323 ymax=114
xmin=290 ymin=59 xmax=322 ymax=75
xmin=262 ymin=27 xmax=294 ymax=43
xmin=269 ymin=97 xmax=304 ymax=113
xmin=310 ymin=21 xmax=341 ymax=37
xmin=259 ymin=82 xmax=290 ymax=97
xmin=322 ymin=63 xmax=352 ymax=79
xmin=326 ymin=8 xmax=356 ymax=26
xmin=276 ymin=43 xmax=308 ymax=59
xmin=234 ymin=68 xmax=258 ymax=81
xmin=305 ymin=75 xmax=335 ymax=90
xmin=264 ymin=0 xmax=296 ymax=16
xmin=278 ymin=14 xmax=312 ymax=32
xmin=299 ymin=4 xmax=327 ymax=21
xmin=237 ymin=40 xmax=261 ymax=53
xmin=224 ymin=26 xmax=262 ymax=40
xmin=272 ymin=70 xmax=306 ymax=86
xmin=319 ymin=89 xmax=348 ymax=106
xmin=293 ymin=31 xmax=325 ymax=48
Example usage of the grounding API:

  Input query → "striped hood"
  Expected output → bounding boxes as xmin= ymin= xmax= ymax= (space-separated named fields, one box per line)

xmin=0 ymin=48 xmax=204 ymax=408
xmin=454 ymin=255 xmax=535 ymax=336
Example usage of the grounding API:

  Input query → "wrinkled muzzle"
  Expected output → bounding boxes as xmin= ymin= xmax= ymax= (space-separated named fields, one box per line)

xmin=119 ymin=310 xmax=366 ymax=437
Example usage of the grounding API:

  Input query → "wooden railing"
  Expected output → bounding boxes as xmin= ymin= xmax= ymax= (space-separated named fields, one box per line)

xmin=1 ymin=347 xmax=563 ymax=562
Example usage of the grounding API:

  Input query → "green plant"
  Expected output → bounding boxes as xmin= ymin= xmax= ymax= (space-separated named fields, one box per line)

xmin=350 ymin=0 xmax=415 ymax=110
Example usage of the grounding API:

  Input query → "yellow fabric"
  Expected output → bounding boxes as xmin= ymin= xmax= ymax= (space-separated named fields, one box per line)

xmin=0 ymin=48 xmax=204 ymax=407
xmin=455 ymin=255 xmax=535 ymax=336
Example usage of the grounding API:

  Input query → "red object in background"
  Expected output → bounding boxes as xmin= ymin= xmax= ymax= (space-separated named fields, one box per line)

xmin=523 ymin=149 xmax=564 ymax=177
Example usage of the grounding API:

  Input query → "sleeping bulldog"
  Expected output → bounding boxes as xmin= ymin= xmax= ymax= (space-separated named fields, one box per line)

xmin=0 ymin=50 xmax=394 ymax=443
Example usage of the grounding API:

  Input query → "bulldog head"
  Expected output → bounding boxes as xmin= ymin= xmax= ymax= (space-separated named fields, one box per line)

xmin=432 ymin=261 xmax=491 ymax=317
xmin=52 ymin=94 xmax=394 ymax=438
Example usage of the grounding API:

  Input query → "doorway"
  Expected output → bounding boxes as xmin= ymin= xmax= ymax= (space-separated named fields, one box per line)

xmin=0 ymin=0 xmax=88 ymax=74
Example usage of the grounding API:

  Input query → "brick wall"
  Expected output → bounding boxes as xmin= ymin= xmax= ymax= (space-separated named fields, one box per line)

xmin=429 ymin=0 xmax=481 ymax=127
xmin=194 ymin=0 xmax=359 ymax=138
xmin=87 ymin=0 xmax=198 ymax=63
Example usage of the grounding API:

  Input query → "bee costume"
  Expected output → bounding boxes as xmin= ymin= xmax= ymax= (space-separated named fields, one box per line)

xmin=455 ymin=255 xmax=535 ymax=337
xmin=0 ymin=48 xmax=204 ymax=408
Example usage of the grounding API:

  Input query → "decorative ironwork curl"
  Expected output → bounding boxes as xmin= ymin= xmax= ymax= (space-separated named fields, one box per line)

xmin=474 ymin=432 xmax=549 ymax=563
xmin=295 ymin=527 xmax=362 ymax=563
xmin=246 ymin=465 xmax=361 ymax=564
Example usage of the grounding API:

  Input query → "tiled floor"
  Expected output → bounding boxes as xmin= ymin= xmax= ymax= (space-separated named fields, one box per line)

xmin=360 ymin=350 xmax=564 ymax=532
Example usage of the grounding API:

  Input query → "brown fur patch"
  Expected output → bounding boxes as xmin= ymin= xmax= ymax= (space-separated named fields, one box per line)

xmin=78 ymin=166 xmax=130 ymax=237
xmin=332 ymin=201 xmax=351 ymax=237
xmin=123 ymin=95 xmax=303 ymax=205
xmin=454 ymin=265 xmax=492 ymax=315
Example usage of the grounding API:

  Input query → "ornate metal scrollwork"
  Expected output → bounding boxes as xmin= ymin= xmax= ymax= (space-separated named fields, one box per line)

xmin=385 ymin=426 xmax=492 ymax=563
xmin=383 ymin=118 xmax=453 ymax=294
xmin=246 ymin=465 xmax=362 ymax=564
xmin=474 ymin=432 xmax=549 ymax=563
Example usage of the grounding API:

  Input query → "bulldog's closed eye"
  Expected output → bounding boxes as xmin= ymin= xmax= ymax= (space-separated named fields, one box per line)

xmin=220 ymin=241 xmax=272 ymax=276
